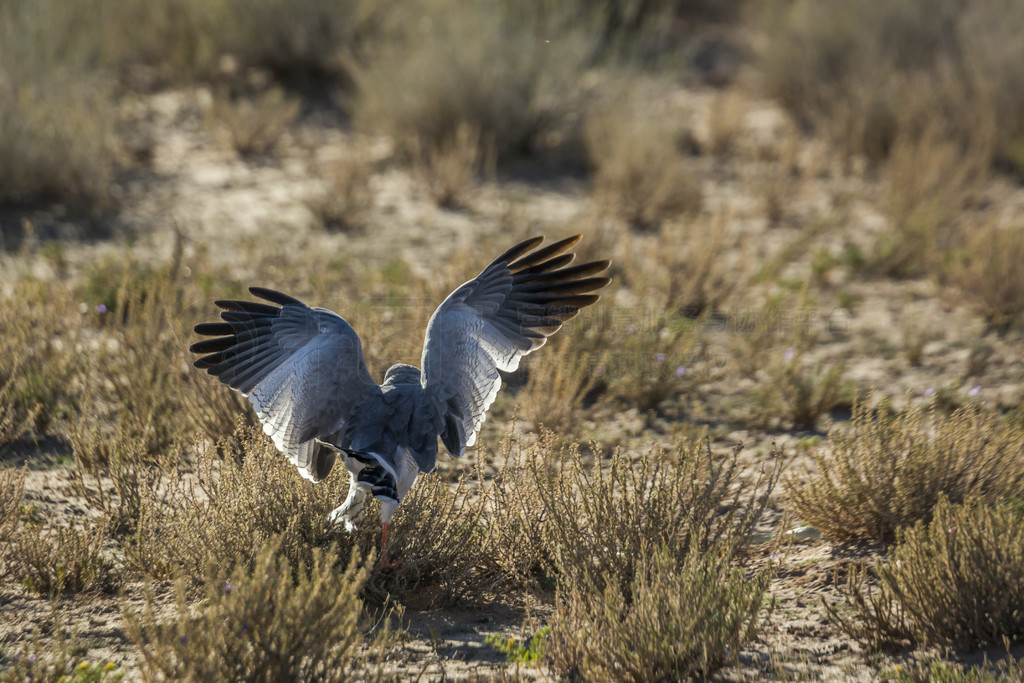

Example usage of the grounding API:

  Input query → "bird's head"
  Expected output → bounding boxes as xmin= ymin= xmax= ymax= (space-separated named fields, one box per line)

xmin=382 ymin=363 xmax=421 ymax=387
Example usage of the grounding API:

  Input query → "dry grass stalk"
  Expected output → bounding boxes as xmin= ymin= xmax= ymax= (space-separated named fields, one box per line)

xmin=789 ymin=398 xmax=1024 ymax=545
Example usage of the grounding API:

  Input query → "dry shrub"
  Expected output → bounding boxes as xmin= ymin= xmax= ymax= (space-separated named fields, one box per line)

xmin=0 ymin=80 xmax=115 ymax=210
xmin=646 ymin=215 xmax=738 ymax=316
xmin=491 ymin=432 xmax=779 ymax=595
xmin=491 ymin=434 xmax=779 ymax=679
xmin=520 ymin=334 xmax=605 ymax=434
xmin=204 ymin=87 xmax=300 ymax=156
xmin=102 ymin=0 xmax=386 ymax=82
xmin=306 ymin=149 xmax=375 ymax=233
xmin=68 ymin=417 xmax=178 ymax=536
xmin=548 ymin=543 xmax=771 ymax=680
xmin=216 ymin=0 xmax=385 ymax=81
xmin=949 ymin=220 xmax=1024 ymax=332
xmin=413 ymin=123 xmax=487 ymax=209
xmin=0 ymin=281 xmax=85 ymax=440
xmin=126 ymin=425 xmax=355 ymax=581
xmin=367 ymin=465 xmax=492 ymax=605
xmin=0 ymin=0 xmax=116 ymax=210
xmin=876 ymin=121 xmax=987 ymax=277
xmin=7 ymin=517 xmax=118 ymax=595
xmin=0 ymin=468 xmax=27 ymax=577
xmin=125 ymin=536 xmax=375 ymax=682
xmin=706 ymin=89 xmax=747 ymax=156
xmin=586 ymin=86 xmax=701 ymax=231
xmin=0 ymin=363 xmax=39 ymax=447
xmin=760 ymin=0 xmax=1024 ymax=174
xmin=789 ymin=399 xmax=1024 ymax=545
xmin=749 ymin=346 xmax=849 ymax=431
xmin=832 ymin=498 xmax=1024 ymax=651
xmin=76 ymin=252 xmax=252 ymax=449
xmin=881 ymin=657 xmax=1024 ymax=682
xmin=352 ymin=0 xmax=592 ymax=168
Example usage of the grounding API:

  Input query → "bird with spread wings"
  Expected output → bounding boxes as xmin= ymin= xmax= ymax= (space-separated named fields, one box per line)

xmin=190 ymin=235 xmax=610 ymax=567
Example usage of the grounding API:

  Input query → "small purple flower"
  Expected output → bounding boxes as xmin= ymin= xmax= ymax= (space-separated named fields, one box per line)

xmin=783 ymin=347 xmax=795 ymax=362
xmin=96 ymin=303 xmax=107 ymax=314
xmin=924 ymin=387 xmax=935 ymax=397
xmin=596 ymin=364 xmax=606 ymax=374
xmin=968 ymin=385 xmax=981 ymax=397
xmin=675 ymin=366 xmax=687 ymax=377
xmin=241 ymin=624 xmax=249 ymax=633
xmin=654 ymin=353 xmax=666 ymax=362
xmin=179 ymin=635 xmax=188 ymax=645
xmin=224 ymin=582 xmax=235 ymax=593
xmin=27 ymin=654 xmax=36 ymax=664
xmin=769 ymin=553 xmax=780 ymax=561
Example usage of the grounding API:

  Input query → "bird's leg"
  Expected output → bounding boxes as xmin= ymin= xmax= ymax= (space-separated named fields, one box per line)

xmin=377 ymin=521 xmax=403 ymax=569
xmin=327 ymin=476 xmax=368 ymax=533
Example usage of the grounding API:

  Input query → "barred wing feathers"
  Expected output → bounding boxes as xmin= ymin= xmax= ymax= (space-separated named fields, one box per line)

xmin=190 ymin=287 xmax=377 ymax=482
xmin=420 ymin=235 xmax=610 ymax=458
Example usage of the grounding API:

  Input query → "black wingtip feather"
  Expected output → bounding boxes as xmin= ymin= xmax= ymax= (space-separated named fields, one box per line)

xmin=194 ymin=322 xmax=234 ymax=336
xmin=189 ymin=337 xmax=236 ymax=354
xmin=494 ymin=236 xmax=545 ymax=265
xmin=508 ymin=235 xmax=582 ymax=273
xmin=249 ymin=287 xmax=306 ymax=308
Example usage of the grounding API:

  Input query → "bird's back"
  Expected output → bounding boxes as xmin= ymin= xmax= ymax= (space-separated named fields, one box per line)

xmin=342 ymin=363 xmax=443 ymax=474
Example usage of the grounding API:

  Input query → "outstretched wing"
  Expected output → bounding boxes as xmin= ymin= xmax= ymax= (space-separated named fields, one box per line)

xmin=190 ymin=287 xmax=377 ymax=482
xmin=420 ymin=235 xmax=610 ymax=457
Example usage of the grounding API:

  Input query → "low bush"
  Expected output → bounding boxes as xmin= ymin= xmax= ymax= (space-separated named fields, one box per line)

xmin=749 ymin=345 xmax=849 ymax=431
xmin=204 ymin=87 xmax=300 ymax=156
xmin=125 ymin=536 xmax=376 ymax=681
xmin=7 ymin=517 xmax=118 ymax=595
xmin=0 ymin=0 xmax=116 ymax=210
xmin=0 ymin=281 xmax=86 ymax=440
xmin=788 ymin=398 xmax=1024 ymax=545
xmin=585 ymin=85 xmax=702 ymax=231
xmin=949 ymin=220 xmax=1024 ymax=332
xmin=0 ymin=629 xmax=93 ymax=683
xmin=0 ymin=468 xmax=27 ymax=577
xmin=759 ymin=0 xmax=1024 ymax=174
xmin=548 ymin=543 xmax=771 ymax=680
xmin=491 ymin=431 xmax=779 ymax=594
xmin=366 ymin=464 xmax=491 ymax=605
xmin=832 ymin=498 xmax=1024 ymax=651
xmin=306 ymin=149 xmax=375 ymax=233
xmin=351 ymin=0 xmax=593 ymax=168
xmin=126 ymin=426 xmax=356 ymax=581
